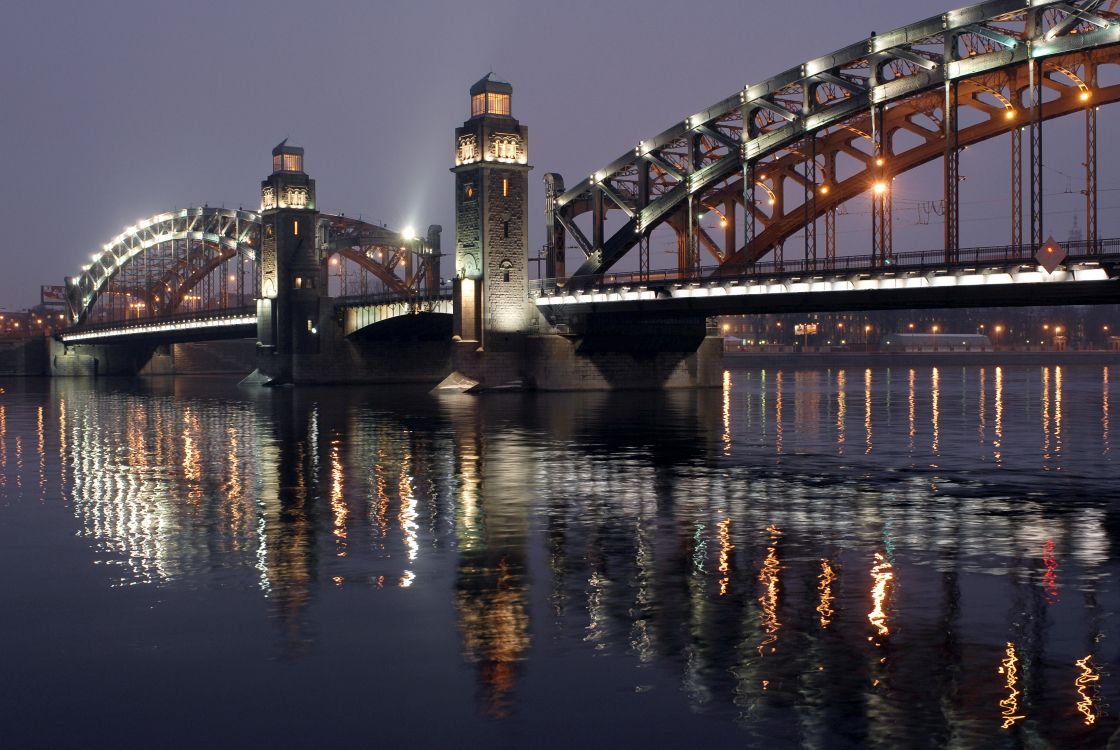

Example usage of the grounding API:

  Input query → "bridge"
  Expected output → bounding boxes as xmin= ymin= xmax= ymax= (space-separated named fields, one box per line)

xmin=58 ymin=206 xmax=449 ymax=346
xmin=54 ymin=0 xmax=1120 ymax=388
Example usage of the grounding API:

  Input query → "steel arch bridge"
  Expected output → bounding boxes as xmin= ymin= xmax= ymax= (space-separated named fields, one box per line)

xmin=67 ymin=208 xmax=441 ymax=327
xmin=548 ymin=0 xmax=1120 ymax=283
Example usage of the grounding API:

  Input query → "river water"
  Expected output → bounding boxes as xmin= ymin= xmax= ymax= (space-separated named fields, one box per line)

xmin=1 ymin=364 xmax=1117 ymax=748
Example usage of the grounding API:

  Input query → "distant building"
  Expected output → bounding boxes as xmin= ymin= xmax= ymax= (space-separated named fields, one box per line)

xmin=880 ymin=333 xmax=991 ymax=352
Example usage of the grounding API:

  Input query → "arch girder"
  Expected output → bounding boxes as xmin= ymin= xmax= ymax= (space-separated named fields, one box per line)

xmin=557 ymin=0 xmax=1120 ymax=280
xmin=71 ymin=207 xmax=260 ymax=324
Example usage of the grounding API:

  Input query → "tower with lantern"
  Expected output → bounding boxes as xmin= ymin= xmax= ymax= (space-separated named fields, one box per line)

xmin=257 ymin=141 xmax=322 ymax=380
xmin=451 ymin=74 xmax=532 ymax=346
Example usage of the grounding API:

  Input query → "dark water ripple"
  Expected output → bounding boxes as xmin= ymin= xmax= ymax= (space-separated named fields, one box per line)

xmin=0 ymin=364 xmax=1117 ymax=748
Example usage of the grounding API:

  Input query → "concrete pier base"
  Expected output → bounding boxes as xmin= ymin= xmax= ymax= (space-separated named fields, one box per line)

xmin=50 ymin=339 xmax=257 ymax=378
xmin=447 ymin=332 xmax=723 ymax=391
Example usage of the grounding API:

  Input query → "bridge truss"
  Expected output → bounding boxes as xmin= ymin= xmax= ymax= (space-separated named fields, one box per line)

xmin=549 ymin=0 xmax=1120 ymax=283
xmin=67 ymin=209 xmax=441 ymax=327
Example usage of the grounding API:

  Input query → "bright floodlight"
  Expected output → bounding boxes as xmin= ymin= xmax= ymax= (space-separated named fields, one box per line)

xmin=402 ymin=225 xmax=417 ymax=240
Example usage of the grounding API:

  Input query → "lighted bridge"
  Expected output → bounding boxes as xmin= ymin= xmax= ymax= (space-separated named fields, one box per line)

xmin=546 ymin=0 xmax=1120 ymax=291
xmin=534 ymin=238 xmax=1120 ymax=319
xmin=53 ymin=0 xmax=1120 ymax=387
xmin=59 ymin=206 xmax=448 ymax=345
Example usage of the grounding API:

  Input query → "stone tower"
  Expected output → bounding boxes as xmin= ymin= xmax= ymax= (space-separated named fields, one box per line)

xmin=257 ymin=141 xmax=322 ymax=381
xmin=451 ymin=74 xmax=532 ymax=347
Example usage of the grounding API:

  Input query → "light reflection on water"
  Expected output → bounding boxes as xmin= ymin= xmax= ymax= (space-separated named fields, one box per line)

xmin=0 ymin=365 xmax=1117 ymax=748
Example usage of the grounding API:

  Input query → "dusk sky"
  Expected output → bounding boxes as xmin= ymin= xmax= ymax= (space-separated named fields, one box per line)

xmin=1 ymin=0 xmax=1113 ymax=308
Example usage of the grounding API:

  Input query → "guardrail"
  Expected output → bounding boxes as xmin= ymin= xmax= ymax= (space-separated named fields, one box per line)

xmin=333 ymin=285 xmax=454 ymax=308
xmin=532 ymin=239 xmax=1120 ymax=296
xmin=60 ymin=305 xmax=257 ymax=341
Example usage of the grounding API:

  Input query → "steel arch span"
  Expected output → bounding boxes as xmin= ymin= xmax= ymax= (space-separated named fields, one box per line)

xmin=68 ymin=209 xmax=440 ymax=326
xmin=549 ymin=0 xmax=1120 ymax=283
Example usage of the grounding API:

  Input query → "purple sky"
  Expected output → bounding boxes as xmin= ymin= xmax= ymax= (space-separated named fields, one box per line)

xmin=1 ymin=0 xmax=1113 ymax=308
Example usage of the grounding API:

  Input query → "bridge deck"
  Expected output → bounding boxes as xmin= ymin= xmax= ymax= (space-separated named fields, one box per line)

xmin=534 ymin=241 xmax=1120 ymax=318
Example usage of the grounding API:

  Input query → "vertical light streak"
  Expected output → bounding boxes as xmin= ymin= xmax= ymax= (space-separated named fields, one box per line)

xmin=775 ymin=371 xmax=784 ymax=455
xmin=1104 ymin=367 xmax=1111 ymax=454
xmin=817 ymin=559 xmax=836 ymax=628
xmin=1054 ymin=366 xmax=1063 ymax=458
xmin=14 ymin=434 xmax=22 ymax=489
xmin=908 ymin=368 xmax=916 ymax=452
xmin=978 ymin=367 xmax=987 ymax=443
xmin=757 ymin=524 xmax=781 ymax=655
xmin=868 ymin=552 xmax=893 ymax=638
xmin=181 ymin=408 xmax=201 ymax=490
xmin=225 ymin=425 xmax=246 ymax=544
xmin=1042 ymin=366 xmax=1052 ymax=462
xmin=1074 ymin=655 xmax=1100 ymax=726
xmin=399 ymin=452 xmax=418 ymax=564
xmin=1041 ymin=538 xmax=1058 ymax=604
xmin=37 ymin=405 xmax=45 ymax=497
xmin=717 ymin=517 xmax=733 ymax=596
xmin=864 ymin=367 xmax=873 ymax=454
xmin=931 ymin=367 xmax=941 ymax=456
xmin=837 ymin=370 xmax=847 ymax=454
xmin=998 ymin=642 xmax=1025 ymax=729
xmin=373 ymin=449 xmax=390 ymax=545
xmin=57 ymin=398 xmax=66 ymax=489
xmin=722 ymin=370 xmax=732 ymax=456
xmin=330 ymin=437 xmax=347 ymax=557
xmin=994 ymin=366 xmax=1004 ymax=463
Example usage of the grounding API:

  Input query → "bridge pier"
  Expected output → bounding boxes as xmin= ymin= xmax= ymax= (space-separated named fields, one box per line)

xmin=49 ymin=338 xmax=158 ymax=377
xmin=442 ymin=76 xmax=721 ymax=392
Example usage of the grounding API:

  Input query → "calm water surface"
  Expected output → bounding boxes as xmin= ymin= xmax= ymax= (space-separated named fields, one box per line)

xmin=1 ymin=364 xmax=1118 ymax=748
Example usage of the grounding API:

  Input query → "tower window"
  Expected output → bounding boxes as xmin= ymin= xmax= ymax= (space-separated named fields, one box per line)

xmin=281 ymin=153 xmax=303 ymax=172
xmin=504 ymin=270 xmax=510 ymax=283
xmin=503 ymin=221 xmax=510 ymax=239
xmin=471 ymin=94 xmax=485 ymax=117
xmin=502 ymin=178 xmax=508 ymax=197
xmin=487 ymin=93 xmax=510 ymax=116
xmin=293 ymin=220 xmax=300 ymax=236
xmin=465 ymin=184 xmax=474 ymax=199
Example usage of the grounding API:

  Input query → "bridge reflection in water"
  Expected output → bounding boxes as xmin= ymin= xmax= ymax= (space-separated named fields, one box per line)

xmin=3 ymin=370 xmax=1116 ymax=746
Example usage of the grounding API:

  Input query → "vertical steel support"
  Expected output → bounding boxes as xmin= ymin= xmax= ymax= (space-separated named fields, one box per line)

xmin=1086 ymin=99 xmax=1098 ymax=254
xmin=676 ymin=226 xmax=690 ymax=275
xmin=686 ymin=133 xmax=700 ymax=276
xmin=543 ymin=173 xmax=567 ymax=280
xmin=723 ymin=197 xmax=736 ymax=262
xmin=639 ymin=236 xmax=649 ymax=281
xmin=773 ymin=239 xmax=784 ymax=271
xmin=871 ymin=104 xmax=891 ymax=264
xmin=592 ymin=186 xmax=605 ymax=256
xmin=825 ymin=208 xmax=836 ymax=269
xmin=1011 ymin=126 xmax=1022 ymax=254
xmin=803 ymin=134 xmax=817 ymax=269
xmin=744 ymin=161 xmax=756 ymax=265
xmin=1029 ymin=58 xmax=1044 ymax=252
xmin=944 ymin=80 xmax=960 ymax=263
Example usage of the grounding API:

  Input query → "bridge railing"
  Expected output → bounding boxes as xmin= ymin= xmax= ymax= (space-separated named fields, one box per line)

xmin=333 ymin=283 xmax=454 ymax=309
xmin=62 ymin=304 xmax=257 ymax=335
xmin=532 ymin=238 xmax=1120 ymax=296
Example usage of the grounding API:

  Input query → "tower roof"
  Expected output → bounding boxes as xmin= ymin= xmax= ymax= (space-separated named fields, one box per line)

xmin=469 ymin=73 xmax=512 ymax=97
xmin=272 ymin=139 xmax=304 ymax=157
